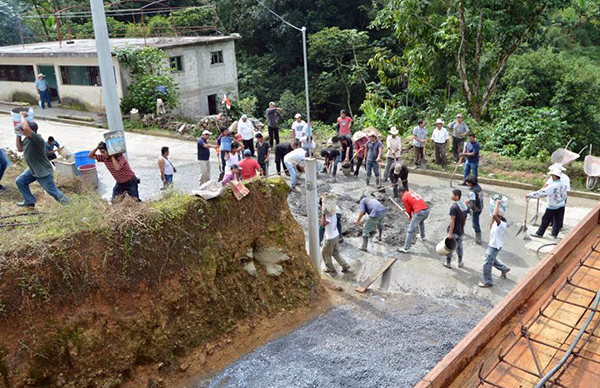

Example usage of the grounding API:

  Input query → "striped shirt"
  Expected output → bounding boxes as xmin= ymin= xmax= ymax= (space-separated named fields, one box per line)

xmin=96 ymin=154 xmax=136 ymax=184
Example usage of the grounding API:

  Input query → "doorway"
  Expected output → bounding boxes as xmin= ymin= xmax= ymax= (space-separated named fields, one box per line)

xmin=207 ymin=94 xmax=217 ymax=115
xmin=37 ymin=65 xmax=60 ymax=102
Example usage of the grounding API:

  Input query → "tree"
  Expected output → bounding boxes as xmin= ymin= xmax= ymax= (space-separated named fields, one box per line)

xmin=308 ymin=27 xmax=371 ymax=117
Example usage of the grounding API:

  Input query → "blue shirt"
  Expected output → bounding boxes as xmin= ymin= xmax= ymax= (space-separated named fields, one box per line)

xmin=197 ymin=137 xmax=210 ymax=160
xmin=465 ymin=140 xmax=480 ymax=163
xmin=35 ymin=79 xmax=48 ymax=91
xmin=360 ymin=198 xmax=387 ymax=218
xmin=413 ymin=126 xmax=427 ymax=147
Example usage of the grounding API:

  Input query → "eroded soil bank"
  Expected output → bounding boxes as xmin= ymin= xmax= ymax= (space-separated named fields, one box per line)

xmin=0 ymin=178 xmax=322 ymax=388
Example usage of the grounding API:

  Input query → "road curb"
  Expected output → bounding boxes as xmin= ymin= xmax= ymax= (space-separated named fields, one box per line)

xmin=407 ymin=167 xmax=600 ymax=200
xmin=0 ymin=110 xmax=107 ymax=129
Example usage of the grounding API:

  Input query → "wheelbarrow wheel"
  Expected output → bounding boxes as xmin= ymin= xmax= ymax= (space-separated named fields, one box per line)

xmin=586 ymin=176 xmax=598 ymax=190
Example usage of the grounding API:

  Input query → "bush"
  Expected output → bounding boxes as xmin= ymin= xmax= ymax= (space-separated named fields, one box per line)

xmin=237 ymin=96 xmax=258 ymax=118
xmin=277 ymin=90 xmax=306 ymax=122
xmin=11 ymin=91 xmax=37 ymax=105
xmin=354 ymin=99 xmax=413 ymax=134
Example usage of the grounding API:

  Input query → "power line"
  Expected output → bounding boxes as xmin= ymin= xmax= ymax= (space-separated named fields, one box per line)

xmin=254 ymin=0 xmax=302 ymax=31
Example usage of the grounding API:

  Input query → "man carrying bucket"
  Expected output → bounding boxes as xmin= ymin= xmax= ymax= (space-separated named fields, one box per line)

xmin=479 ymin=198 xmax=511 ymax=288
xmin=89 ymin=142 xmax=140 ymax=201
xmin=398 ymin=187 xmax=429 ymax=253
xmin=15 ymin=112 xmax=68 ymax=207
xmin=444 ymin=189 xmax=468 ymax=268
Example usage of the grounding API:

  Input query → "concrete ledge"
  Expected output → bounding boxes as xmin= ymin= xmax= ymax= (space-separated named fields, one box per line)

xmin=407 ymin=167 xmax=600 ymax=200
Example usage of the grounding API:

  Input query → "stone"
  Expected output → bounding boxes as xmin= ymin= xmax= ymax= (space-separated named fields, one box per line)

xmin=243 ymin=261 xmax=258 ymax=277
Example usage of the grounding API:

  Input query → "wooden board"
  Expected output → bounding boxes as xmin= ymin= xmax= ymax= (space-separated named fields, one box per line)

xmin=355 ymin=258 xmax=397 ymax=293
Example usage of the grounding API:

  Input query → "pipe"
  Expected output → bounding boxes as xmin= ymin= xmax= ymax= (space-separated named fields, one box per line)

xmin=533 ymin=285 xmax=600 ymax=388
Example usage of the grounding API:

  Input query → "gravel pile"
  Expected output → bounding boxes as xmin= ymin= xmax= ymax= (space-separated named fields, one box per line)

xmin=203 ymin=293 xmax=487 ymax=388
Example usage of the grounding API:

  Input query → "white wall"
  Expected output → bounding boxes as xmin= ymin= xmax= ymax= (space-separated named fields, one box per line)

xmin=0 ymin=56 xmax=123 ymax=112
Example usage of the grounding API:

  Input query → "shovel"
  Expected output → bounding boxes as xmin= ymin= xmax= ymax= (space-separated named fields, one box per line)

xmin=449 ymin=156 xmax=464 ymax=187
xmin=516 ymin=198 xmax=531 ymax=239
xmin=530 ymin=198 xmax=540 ymax=226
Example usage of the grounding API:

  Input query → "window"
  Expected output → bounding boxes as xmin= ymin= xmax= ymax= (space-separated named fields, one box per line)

xmin=0 ymin=65 xmax=35 ymax=82
xmin=60 ymin=66 xmax=102 ymax=86
xmin=169 ymin=56 xmax=183 ymax=72
xmin=210 ymin=51 xmax=223 ymax=65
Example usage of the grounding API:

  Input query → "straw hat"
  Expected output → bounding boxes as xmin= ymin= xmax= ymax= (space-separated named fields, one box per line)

xmin=390 ymin=126 xmax=399 ymax=135
xmin=436 ymin=118 xmax=444 ymax=125
xmin=549 ymin=163 xmax=566 ymax=172
xmin=352 ymin=131 xmax=367 ymax=142
xmin=548 ymin=165 xmax=563 ymax=177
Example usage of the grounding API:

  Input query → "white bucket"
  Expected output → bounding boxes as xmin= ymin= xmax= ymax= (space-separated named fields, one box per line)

xmin=490 ymin=195 xmax=508 ymax=216
xmin=436 ymin=237 xmax=458 ymax=256
xmin=322 ymin=193 xmax=338 ymax=216
xmin=103 ymin=131 xmax=126 ymax=156
xmin=11 ymin=108 xmax=34 ymax=132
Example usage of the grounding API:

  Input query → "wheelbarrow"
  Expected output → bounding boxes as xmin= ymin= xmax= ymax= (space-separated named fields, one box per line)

xmin=584 ymin=145 xmax=600 ymax=189
xmin=551 ymin=144 xmax=579 ymax=166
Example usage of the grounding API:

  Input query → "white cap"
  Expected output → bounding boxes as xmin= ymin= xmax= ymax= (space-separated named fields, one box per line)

xmin=241 ymin=114 xmax=248 ymax=119
xmin=548 ymin=166 xmax=563 ymax=177
xmin=550 ymin=163 xmax=566 ymax=172
xmin=269 ymin=101 xmax=275 ymax=106
xmin=390 ymin=126 xmax=399 ymax=135
xmin=393 ymin=164 xmax=403 ymax=175
xmin=436 ymin=118 xmax=443 ymax=124
xmin=202 ymin=130 xmax=211 ymax=135
xmin=294 ymin=113 xmax=302 ymax=119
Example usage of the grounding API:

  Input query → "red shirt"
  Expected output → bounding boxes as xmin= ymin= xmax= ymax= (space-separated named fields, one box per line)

xmin=337 ymin=116 xmax=353 ymax=135
xmin=238 ymin=158 xmax=261 ymax=180
xmin=96 ymin=154 xmax=136 ymax=184
xmin=402 ymin=191 xmax=428 ymax=219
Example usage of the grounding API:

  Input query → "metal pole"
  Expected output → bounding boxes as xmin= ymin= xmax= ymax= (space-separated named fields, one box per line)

xmin=301 ymin=26 xmax=320 ymax=274
xmin=89 ymin=0 xmax=128 ymax=156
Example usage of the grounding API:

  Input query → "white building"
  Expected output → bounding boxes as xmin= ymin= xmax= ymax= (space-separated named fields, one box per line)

xmin=0 ymin=36 xmax=240 ymax=118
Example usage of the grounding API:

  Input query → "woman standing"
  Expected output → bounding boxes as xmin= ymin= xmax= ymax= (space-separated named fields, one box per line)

xmin=158 ymin=146 xmax=176 ymax=189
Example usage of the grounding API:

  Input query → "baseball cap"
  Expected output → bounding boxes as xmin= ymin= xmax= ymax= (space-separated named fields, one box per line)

xmin=202 ymin=130 xmax=211 ymax=135
xmin=294 ymin=113 xmax=302 ymax=119
xmin=436 ymin=119 xmax=443 ymax=124
xmin=243 ymin=149 xmax=251 ymax=156
xmin=394 ymin=164 xmax=403 ymax=175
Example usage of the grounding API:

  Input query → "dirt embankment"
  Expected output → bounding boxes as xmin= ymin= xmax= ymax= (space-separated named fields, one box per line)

xmin=0 ymin=179 xmax=322 ymax=388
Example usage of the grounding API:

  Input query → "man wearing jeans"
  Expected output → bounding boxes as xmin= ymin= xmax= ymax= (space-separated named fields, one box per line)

xmin=355 ymin=196 xmax=387 ymax=252
xmin=15 ymin=113 xmax=68 ymax=207
xmin=0 ymin=147 xmax=9 ymax=192
xmin=479 ymin=199 xmax=511 ymax=288
xmin=461 ymin=133 xmax=479 ymax=184
xmin=283 ymin=142 xmax=306 ymax=190
xmin=465 ymin=176 xmax=484 ymax=244
xmin=89 ymin=142 xmax=140 ymax=200
xmin=444 ymin=189 xmax=467 ymax=268
xmin=365 ymin=131 xmax=383 ymax=187
xmin=35 ymin=74 xmax=52 ymax=109
xmin=398 ymin=188 xmax=430 ymax=253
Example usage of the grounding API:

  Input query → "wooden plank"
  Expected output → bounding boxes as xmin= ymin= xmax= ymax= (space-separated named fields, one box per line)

xmin=355 ymin=258 xmax=397 ymax=293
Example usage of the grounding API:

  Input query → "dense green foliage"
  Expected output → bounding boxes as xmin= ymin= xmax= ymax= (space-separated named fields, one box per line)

xmin=116 ymin=47 xmax=180 ymax=115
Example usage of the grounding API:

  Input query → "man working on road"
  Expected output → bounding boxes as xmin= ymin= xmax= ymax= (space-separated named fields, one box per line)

xmin=389 ymin=162 xmax=409 ymax=198
xmin=320 ymin=140 xmax=341 ymax=178
xmin=339 ymin=134 xmax=354 ymax=172
xmin=353 ymin=132 xmax=369 ymax=178
xmin=197 ymin=130 xmax=217 ymax=186
xmin=465 ymin=176 xmax=484 ymax=244
xmin=383 ymin=126 xmax=402 ymax=181
xmin=265 ymin=102 xmax=282 ymax=147
xmin=412 ymin=120 xmax=427 ymax=168
xmin=461 ymin=132 xmax=480 ymax=183
xmin=365 ymin=131 xmax=383 ymax=187
xmin=543 ymin=163 xmax=571 ymax=191
xmin=221 ymin=164 xmax=242 ymax=186
xmin=448 ymin=113 xmax=469 ymax=163
xmin=15 ymin=113 xmax=68 ymax=207
xmin=45 ymin=136 xmax=63 ymax=162
xmin=35 ymin=73 xmax=52 ymax=109
xmin=275 ymin=141 xmax=295 ymax=176
xmin=444 ymin=189 xmax=468 ymax=268
xmin=321 ymin=206 xmax=351 ymax=274
xmin=431 ymin=119 xmax=449 ymax=170
xmin=89 ymin=142 xmax=139 ymax=200
xmin=479 ymin=198 xmax=511 ymax=288
xmin=284 ymin=141 xmax=306 ymax=190
xmin=237 ymin=114 xmax=255 ymax=156
xmin=528 ymin=165 xmax=568 ymax=239
xmin=291 ymin=114 xmax=307 ymax=141
xmin=255 ymin=132 xmax=270 ymax=175
xmin=238 ymin=149 xmax=262 ymax=180
xmin=398 ymin=188 xmax=430 ymax=253
xmin=355 ymin=196 xmax=387 ymax=252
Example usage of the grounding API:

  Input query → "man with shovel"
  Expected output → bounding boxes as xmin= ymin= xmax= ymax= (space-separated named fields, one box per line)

xmin=355 ymin=195 xmax=387 ymax=252
xmin=528 ymin=165 xmax=568 ymax=239
xmin=389 ymin=162 xmax=409 ymax=198
xmin=398 ymin=187 xmax=430 ymax=253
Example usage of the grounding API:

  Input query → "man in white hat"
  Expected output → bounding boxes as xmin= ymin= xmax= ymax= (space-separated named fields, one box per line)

xmin=353 ymin=131 xmax=369 ymax=178
xmin=527 ymin=165 xmax=568 ymax=239
xmin=383 ymin=126 xmax=402 ymax=181
xmin=237 ymin=114 xmax=255 ymax=156
xmin=543 ymin=163 xmax=570 ymax=192
xmin=35 ymin=73 xmax=51 ymax=109
xmin=197 ymin=130 xmax=217 ymax=186
xmin=431 ymin=119 xmax=450 ymax=170
xmin=291 ymin=113 xmax=306 ymax=141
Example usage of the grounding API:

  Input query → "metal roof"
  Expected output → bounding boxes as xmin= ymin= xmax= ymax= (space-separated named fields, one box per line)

xmin=0 ymin=36 xmax=240 ymax=58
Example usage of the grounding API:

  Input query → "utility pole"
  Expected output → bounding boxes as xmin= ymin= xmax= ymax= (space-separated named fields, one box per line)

xmin=89 ymin=0 xmax=128 ymax=155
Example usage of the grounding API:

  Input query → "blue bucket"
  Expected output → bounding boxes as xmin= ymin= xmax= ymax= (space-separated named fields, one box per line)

xmin=74 ymin=151 xmax=95 ymax=176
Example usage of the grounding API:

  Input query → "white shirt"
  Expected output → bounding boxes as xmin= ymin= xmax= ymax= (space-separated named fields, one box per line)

xmin=292 ymin=120 xmax=307 ymax=140
xmin=301 ymin=135 xmax=316 ymax=150
xmin=284 ymin=148 xmax=306 ymax=166
xmin=237 ymin=119 xmax=255 ymax=140
xmin=546 ymin=173 xmax=571 ymax=191
xmin=160 ymin=155 xmax=174 ymax=175
xmin=529 ymin=179 xmax=567 ymax=209
xmin=386 ymin=135 xmax=401 ymax=158
xmin=324 ymin=213 xmax=339 ymax=240
xmin=226 ymin=152 xmax=240 ymax=169
xmin=431 ymin=127 xmax=450 ymax=144
xmin=489 ymin=220 xmax=507 ymax=249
